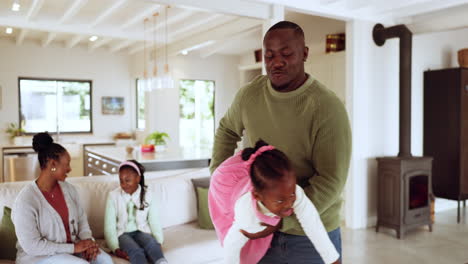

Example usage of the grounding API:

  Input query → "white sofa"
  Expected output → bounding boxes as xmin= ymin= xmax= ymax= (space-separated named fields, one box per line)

xmin=0 ymin=168 xmax=222 ymax=264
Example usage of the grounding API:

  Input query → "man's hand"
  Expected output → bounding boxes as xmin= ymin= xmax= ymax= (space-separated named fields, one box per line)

xmin=82 ymin=240 xmax=100 ymax=261
xmin=332 ymin=259 xmax=341 ymax=264
xmin=240 ymin=220 xmax=282 ymax=240
xmin=115 ymin=248 xmax=129 ymax=260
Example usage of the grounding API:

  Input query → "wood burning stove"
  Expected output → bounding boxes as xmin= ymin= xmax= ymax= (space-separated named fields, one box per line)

xmin=376 ymin=157 xmax=432 ymax=239
xmin=373 ymin=24 xmax=433 ymax=239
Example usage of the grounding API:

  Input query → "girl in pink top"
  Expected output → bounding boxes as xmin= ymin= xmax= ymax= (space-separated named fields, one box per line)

xmin=208 ymin=140 xmax=340 ymax=264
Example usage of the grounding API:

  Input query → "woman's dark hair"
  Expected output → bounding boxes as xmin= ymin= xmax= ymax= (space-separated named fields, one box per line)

xmin=242 ymin=139 xmax=292 ymax=191
xmin=32 ymin=132 xmax=67 ymax=170
xmin=120 ymin=160 xmax=148 ymax=210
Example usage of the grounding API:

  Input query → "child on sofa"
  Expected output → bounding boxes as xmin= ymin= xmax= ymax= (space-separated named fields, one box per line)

xmin=208 ymin=140 xmax=340 ymax=264
xmin=104 ymin=160 xmax=167 ymax=264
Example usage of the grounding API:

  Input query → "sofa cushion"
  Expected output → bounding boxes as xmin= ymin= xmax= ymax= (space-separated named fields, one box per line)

xmin=191 ymin=177 xmax=210 ymax=189
xmin=195 ymin=187 xmax=215 ymax=229
xmin=97 ymin=222 xmax=223 ymax=264
xmin=0 ymin=207 xmax=17 ymax=260
xmin=163 ymin=222 xmax=222 ymax=263
xmin=191 ymin=177 xmax=214 ymax=229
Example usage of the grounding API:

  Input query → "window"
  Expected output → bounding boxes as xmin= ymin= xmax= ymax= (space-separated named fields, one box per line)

xmin=136 ymin=79 xmax=146 ymax=130
xmin=19 ymin=78 xmax=92 ymax=134
xmin=179 ymin=79 xmax=215 ymax=149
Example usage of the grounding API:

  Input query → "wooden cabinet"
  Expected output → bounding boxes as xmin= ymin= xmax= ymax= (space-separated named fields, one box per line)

xmin=423 ymin=67 xmax=468 ymax=221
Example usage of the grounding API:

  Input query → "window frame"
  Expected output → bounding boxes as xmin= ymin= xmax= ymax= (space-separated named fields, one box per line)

xmin=135 ymin=78 xmax=145 ymax=130
xmin=178 ymin=78 xmax=216 ymax=148
xmin=18 ymin=76 xmax=93 ymax=135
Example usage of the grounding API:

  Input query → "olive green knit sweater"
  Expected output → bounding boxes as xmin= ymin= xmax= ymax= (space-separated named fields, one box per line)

xmin=210 ymin=74 xmax=352 ymax=234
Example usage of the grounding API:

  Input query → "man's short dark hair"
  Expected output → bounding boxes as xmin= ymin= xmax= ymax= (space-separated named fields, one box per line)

xmin=265 ymin=21 xmax=305 ymax=40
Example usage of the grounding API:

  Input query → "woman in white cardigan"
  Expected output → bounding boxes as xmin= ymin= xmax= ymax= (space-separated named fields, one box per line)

xmin=12 ymin=132 xmax=113 ymax=264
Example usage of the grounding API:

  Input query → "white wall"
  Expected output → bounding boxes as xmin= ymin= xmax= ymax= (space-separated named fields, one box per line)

xmin=129 ymin=52 xmax=240 ymax=148
xmin=0 ymin=39 xmax=133 ymax=145
xmin=345 ymin=20 xmax=399 ymax=229
xmin=346 ymin=22 xmax=468 ymax=229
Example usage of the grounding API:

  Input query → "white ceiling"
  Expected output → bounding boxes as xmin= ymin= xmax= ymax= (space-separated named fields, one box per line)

xmin=0 ymin=0 xmax=466 ymax=57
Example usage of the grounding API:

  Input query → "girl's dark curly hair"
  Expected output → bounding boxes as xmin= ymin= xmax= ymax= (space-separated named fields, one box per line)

xmin=241 ymin=139 xmax=292 ymax=191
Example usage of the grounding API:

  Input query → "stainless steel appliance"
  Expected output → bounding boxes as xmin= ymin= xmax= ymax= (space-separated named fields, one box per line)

xmin=2 ymin=147 xmax=40 ymax=182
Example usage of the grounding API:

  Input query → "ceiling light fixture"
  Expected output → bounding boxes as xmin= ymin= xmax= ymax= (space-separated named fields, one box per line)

xmin=181 ymin=50 xmax=188 ymax=55
xmin=89 ymin=36 xmax=98 ymax=42
xmin=160 ymin=5 xmax=174 ymax=89
xmin=141 ymin=5 xmax=174 ymax=91
xmin=6 ymin=28 xmax=13 ymax=34
xmin=150 ymin=12 xmax=158 ymax=91
xmin=142 ymin=17 xmax=151 ymax=91
xmin=11 ymin=0 xmax=20 ymax=11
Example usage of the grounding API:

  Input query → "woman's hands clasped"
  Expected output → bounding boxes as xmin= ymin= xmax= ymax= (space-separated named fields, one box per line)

xmin=74 ymin=239 xmax=100 ymax=261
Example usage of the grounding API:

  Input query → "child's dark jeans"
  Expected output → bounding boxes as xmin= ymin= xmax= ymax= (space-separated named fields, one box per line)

xmin=118 ymin=231 xmax=167 ymax=264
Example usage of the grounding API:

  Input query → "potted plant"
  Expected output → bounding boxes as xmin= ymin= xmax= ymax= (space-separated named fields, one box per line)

xmin=142 ymin=131 xmax=170 ymax=152
xmin=5 ymin=121 xmax=26 ymax=145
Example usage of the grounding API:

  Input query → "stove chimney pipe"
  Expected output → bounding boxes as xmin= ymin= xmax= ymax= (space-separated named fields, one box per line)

xmin=373 ymin=23 xmax=413 ymax=158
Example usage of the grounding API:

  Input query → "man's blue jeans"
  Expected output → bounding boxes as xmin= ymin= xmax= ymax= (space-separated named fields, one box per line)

xmin=118 ymin=231 xmax=166 ymax=264
xmin=258 ymin=228 xmax=342 ymax=264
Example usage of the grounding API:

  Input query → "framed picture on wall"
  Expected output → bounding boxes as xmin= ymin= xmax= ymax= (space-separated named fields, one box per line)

xmin=102 ymin=96 xmax=124 ymax=115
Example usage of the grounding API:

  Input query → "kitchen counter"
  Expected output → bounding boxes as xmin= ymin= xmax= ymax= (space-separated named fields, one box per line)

xmin=83 ymin=146 xmax=211 ymax=176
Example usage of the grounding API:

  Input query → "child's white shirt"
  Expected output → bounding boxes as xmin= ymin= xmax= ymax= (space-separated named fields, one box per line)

xmin=223 ymin=184 xmax=339 ymax=264
xmin=104 ymin=185 xmax=164 ymax=252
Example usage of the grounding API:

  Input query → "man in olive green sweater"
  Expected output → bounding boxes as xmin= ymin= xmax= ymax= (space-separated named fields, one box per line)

xmin=210 ymin=21 xmax=351 ymax=263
